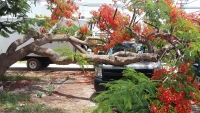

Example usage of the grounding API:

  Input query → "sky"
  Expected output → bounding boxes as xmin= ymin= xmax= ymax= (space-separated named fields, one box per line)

xmin=0 ymin=0 xmax=198 ymax=18
xmin=27 ymin=0 xmax=115 ymax=18
xmin=26 ymin=0 xmax=200 ymax=18
xmin=181 ymin=0 xmax=200 ymax=13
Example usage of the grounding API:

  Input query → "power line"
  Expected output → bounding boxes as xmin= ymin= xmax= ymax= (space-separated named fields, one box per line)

xmin=187 ymin=0 xmax=199 ymax=4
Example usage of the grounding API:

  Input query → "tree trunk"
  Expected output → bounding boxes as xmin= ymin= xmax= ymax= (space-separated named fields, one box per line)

xmin=0 ymin=54 xmax=10 ymax=78
xmin=0 ymin=47 xmax=29 ymax=78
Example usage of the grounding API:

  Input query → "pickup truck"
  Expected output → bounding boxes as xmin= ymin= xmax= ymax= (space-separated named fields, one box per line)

xmin=94 ymin=42 xmax=163 ymax=92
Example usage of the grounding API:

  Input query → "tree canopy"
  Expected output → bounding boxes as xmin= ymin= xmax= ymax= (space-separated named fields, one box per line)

xmin=38 ymin=0 xmax=200 ymax=65
xmin=0 ymin=0 xmax=200 ymax=75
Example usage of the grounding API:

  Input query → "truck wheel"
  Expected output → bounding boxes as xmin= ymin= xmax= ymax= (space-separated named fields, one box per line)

xmin=27 ymin=58 xmax=41 ymax=71
xmin=42 ymin=63 xmax=49 ymax=68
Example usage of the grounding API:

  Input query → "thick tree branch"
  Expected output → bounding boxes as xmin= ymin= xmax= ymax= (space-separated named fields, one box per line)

xmin=28 ymin=44 xmax=74 ymax=64
xmin=25 ymin=34 xmax=105 ymax=53
xmin=112 ymin=51 xmax=151 ymax=57
xmin=85 ymin=36 xmax=106 ymax=43
xmin=84 ymin=53 xmax=159 ymax=65
xmin=154 ymin=33 xmax=169 ymax=38
xmin=70 ymin=41 xmax=87 ymax=54
xmin=23 ymin=34 xmax=160 ymax=66
xmin=24 ymin=38 xmax=159 ymax=66
xmin=6 ymin=30 xmax=38 ymax=54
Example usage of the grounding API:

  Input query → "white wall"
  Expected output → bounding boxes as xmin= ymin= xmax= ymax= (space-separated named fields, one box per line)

xmin=0 ymin=18 xmax=88 ymax=55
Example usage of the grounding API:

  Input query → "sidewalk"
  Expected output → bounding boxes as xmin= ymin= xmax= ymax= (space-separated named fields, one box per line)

xmin=10 ymin=63 xmax=94 ymax=70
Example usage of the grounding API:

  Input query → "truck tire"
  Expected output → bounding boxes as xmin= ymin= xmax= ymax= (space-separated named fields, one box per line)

xmin=27 ymin=58 xmax=42 ymax=71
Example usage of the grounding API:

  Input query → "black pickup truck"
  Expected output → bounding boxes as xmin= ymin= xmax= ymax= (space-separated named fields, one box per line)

xmin=94 ymin=42 xmax=162 ymax=92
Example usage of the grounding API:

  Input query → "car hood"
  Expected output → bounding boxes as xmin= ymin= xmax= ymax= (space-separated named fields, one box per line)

xmin=101 ymin=61 xmax=162 ymax=70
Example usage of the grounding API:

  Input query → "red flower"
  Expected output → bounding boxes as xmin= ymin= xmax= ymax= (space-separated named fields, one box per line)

xmin=80 ymin=24 xmax=88 ymax=35
xmin=51 ymin=14 xmax=58 ymax=20
xmin=93 ymin=47 xmax=98 ymax=54
xmin=178 ymin=62 xmax=192 ymax=75
xmin=40 ymin=27 xmax=47 ymax=34
xmin=151 ymin=68 xmax=168 ymax=80
xmin=150 ymin=104 xmax=158 ymax=113
xmin=66 ymin=20 xmax=72 ymax=27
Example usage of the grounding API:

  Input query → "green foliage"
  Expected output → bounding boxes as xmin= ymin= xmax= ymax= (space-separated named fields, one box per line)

xmin=93 ymin=68 xmax=157 ymax=113
xmin=0 ymin=93 xmax=64 ymax=113
xmin=46 ymin=85 xmax=55 ymax=96
xmin=54 ymin=45 xmax=75 ymax=61
xmin=0 ymin=0 xmax=32 ymax=37
xmin=0 ymin=91 xmax=31 ymax=109
xmin=75 ymin=52 xmax=90 ymax=70
xmin=0 ymin=1 xmax=49 ymax=37
xmin=0 ymin=74 xmax=40 ymax=82
xmin=53 ymin=24 xmax=79 ymax=35
xmin=36 ymin=91 xmax=43 ymax=98
xmin=144 ymin=0 xmax=170 ymax=28
xmin=0 ymin=0 xmax=30 ymax=17
xmin=17 ymin=103 xmax=65 ymax=113
xmin=54 ymin=45 xmax=90 ymax=70
xmin=190 ymin=38 xmax=200 ymax=53
xmin=150 ymin=38 xmax=166 ymax=50
xmin=52 ymin=23 xmax=92 ymax=37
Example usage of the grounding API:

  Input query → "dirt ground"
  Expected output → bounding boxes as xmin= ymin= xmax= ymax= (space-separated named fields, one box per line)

xmin=2 ymin=70 xmax=97 ymax=113
xmin=2 ymin=70 xmax=200 ymax=113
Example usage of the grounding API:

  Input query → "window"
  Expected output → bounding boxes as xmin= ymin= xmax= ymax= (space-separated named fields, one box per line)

xmin=107 ymin=42 xmax=148 ymax=55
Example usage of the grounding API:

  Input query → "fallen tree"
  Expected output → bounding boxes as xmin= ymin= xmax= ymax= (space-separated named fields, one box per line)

xmin=0 ymin=0 xmax=200 ymax=78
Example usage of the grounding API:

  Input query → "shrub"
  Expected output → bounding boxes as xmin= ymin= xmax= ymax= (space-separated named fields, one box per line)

xmin=93 ymin=68 xmax=157 ymax=113
xmin=36 ymin=91 xmax=43 ymax=98
xmin=150 ymin=63 xmax=200 ymax=113
xmin=93 ymin=64 xmax=200 ymax=113
xmin=46 ymin=85 xmax=55 ymax=96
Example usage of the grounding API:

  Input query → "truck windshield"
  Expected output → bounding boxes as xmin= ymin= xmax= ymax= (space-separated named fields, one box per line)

xmin=107 ymin=43 xmax=147 ymax=55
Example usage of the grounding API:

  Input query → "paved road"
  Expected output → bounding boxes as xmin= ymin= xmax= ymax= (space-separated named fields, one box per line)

xmin=9 ymin=63 xmax=94 ymax=71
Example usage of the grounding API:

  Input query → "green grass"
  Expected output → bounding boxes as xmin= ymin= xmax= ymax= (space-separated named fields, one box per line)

xmin=0 ymin=91 xmax=31 ymax=111
xmin=0 ymin=91 xmax=65 ymax=113
xmin=17 ymin=103 xmax=65 ymax=113
xmin=46 ymin=85 xmax=55 ymax=96
xmin=0 ymin=74 xmax=40 ymax=82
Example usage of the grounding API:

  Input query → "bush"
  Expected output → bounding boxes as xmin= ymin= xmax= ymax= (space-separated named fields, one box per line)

xmin=93 ymin=64 xmax=200 ymax=113
xmin=93 ymin=68 xmax=157 ymax=113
